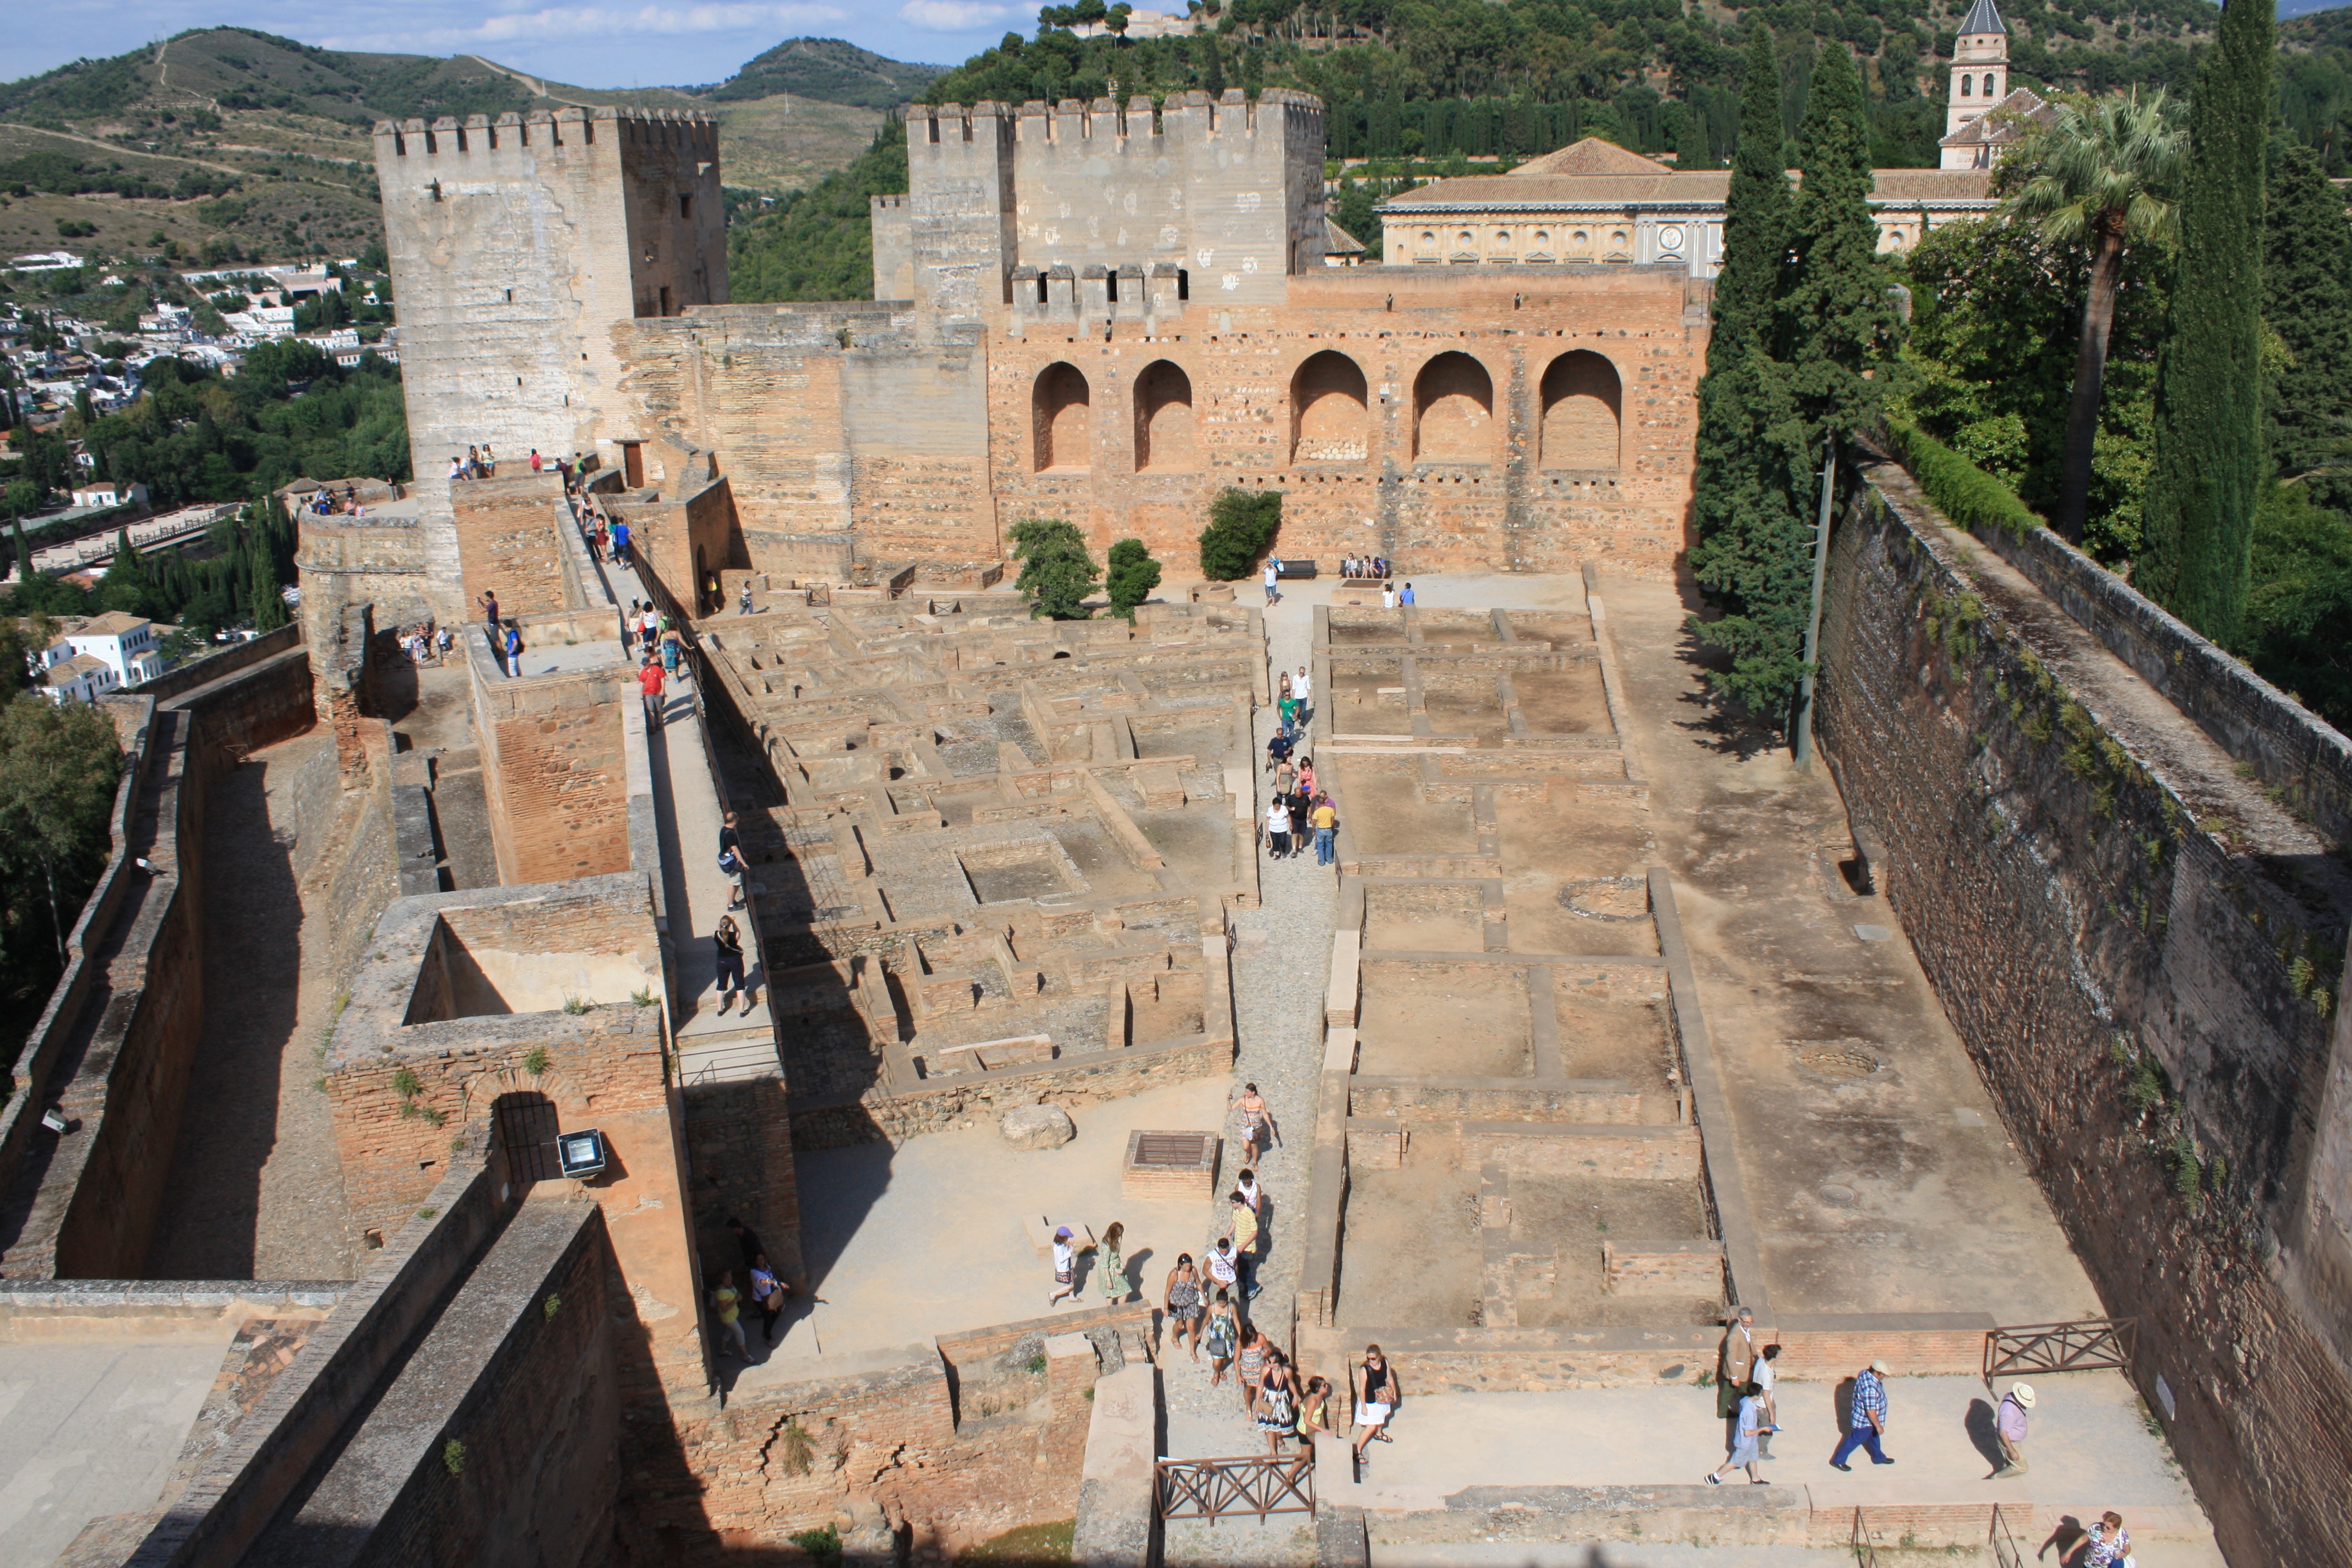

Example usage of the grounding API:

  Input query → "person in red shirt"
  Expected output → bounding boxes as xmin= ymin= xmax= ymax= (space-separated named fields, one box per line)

xmin=639 ymin=656 xmax=666 ymax=727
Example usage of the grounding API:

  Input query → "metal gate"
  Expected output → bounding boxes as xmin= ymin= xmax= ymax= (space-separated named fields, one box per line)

xmin=494 ymin=1092 xmax=562 ymax=1183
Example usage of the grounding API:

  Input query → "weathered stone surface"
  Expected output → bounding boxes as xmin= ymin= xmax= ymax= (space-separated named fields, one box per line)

xmin=999 ymin=1103 xmax=1076 ymax=1151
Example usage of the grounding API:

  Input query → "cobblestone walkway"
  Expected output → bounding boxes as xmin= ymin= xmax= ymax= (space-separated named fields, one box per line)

xmin=1161 ymin=591 xmax=1331 ymax=1567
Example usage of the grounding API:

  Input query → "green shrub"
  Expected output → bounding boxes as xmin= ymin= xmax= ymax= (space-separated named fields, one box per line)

xmin=1010 ymin=518 xmax=1098 ymax=620
xmin=1104 ymin=538 xmax=1162 ymax=620
xmin=1198 ymin=488 xmax=1282 ymax=580
xmin=1891 ymin=422 xmax=2048 ymax=541
xmin=788 ymin=1524 xmax=841 ymax=1562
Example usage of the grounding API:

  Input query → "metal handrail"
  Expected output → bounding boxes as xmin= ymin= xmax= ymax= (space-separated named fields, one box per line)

xmin=1990 ymin=1502 xmax=2027 ymax=1568
xmin=1155 ymin=1455 xmax=1315 ymax=1525
xmin=1984 ymin=1317 xmax=2138 ymax=1382
xmin=1851 ymin=1508 xmax=1880 ymax=1568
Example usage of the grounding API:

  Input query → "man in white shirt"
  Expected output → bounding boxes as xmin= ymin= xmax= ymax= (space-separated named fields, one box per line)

xmin=1294 ymin=666 xmax=1313 ymax=725
xmin=1263 ymin=560 xmax=1281 ymax=606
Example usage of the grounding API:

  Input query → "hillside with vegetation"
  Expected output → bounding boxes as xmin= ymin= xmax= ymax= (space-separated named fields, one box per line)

xmin=710 ymin=38 xmax=945 ymax=107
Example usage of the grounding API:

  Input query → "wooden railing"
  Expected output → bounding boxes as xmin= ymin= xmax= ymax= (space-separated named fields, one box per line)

xmin=1154 ymin=1455 xmax=1314 ymax=1525
xmin=1990 ymin=1502 xmax=2028 ymax=1568
xmin=1984 ymin=1317 xmax=2137 ymax=1381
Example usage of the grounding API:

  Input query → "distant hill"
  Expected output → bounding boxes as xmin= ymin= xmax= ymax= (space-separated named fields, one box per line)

xmin=2280 ymin=0 xmax=2349 ymax=18
xmin=711 ymin=39 xmax=943 ymax=109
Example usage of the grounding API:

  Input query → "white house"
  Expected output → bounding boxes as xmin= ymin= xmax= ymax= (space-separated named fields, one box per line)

xmin=39 ymin=651 xmax=118 ymax=704
xmin=55 ymin=612 xmax=168 ymax=689
xmin=71 ymin=481 xmax=149 ymax=509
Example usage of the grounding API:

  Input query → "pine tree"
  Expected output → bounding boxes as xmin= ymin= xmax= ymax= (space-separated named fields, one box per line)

xmin=1197 ymin=33 xmax=1225 ymax=99
xmin=2139 ymin=0 xmax=2274 ymax=643
xmin=1708 ymin=29 xmax=1794 ymax=373
xmin=2263 ymin=141 xmax=2352 ymax=511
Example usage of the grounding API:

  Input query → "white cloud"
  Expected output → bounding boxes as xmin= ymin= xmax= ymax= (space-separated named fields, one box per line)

xmin=896 ymin=0 xmax=1023 ymax=30
xmin=319 ymin=3 xmax=849 ymax=51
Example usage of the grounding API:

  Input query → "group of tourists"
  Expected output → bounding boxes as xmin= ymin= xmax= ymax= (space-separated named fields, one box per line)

xmin=400 ymin=622 xmax=452 ymax=665
xmin=1339 ymin=556 xmax=1390 ymax=581
xmin=1264 ymin=667 xmax=1337 ymax=866
xmin=706 ymin=1216 xmax=802 ymax=1360
xmin=448 ymin=444 xmax=498 ymax=481
xmin=304 ymin=483 xmax=364 ymax=516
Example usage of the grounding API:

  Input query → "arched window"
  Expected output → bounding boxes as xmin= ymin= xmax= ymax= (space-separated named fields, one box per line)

xmin=1960 ymin=73 xmax=1973 ymax=97
xmin=1291 ymin=351 xmax=1368 ymax=463
xmin=1413 ymin=352 xmax=1494 ymax=464
xmin=1983 ymin=73 xmax=1997 ymax=96
xmin=1134 ymin=360 xmax=1195 ymax=471
xmin=1538 ymin=350 xmax=1621 ymax=472
xmin=1033 ymin=362 xmax=1090 ymax=472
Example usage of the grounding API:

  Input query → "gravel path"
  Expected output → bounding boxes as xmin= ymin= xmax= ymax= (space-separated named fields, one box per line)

xmin=1160 ymin=592 xmax=1331 ymax=1567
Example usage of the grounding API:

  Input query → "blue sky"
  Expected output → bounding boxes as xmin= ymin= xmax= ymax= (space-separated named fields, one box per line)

xmin=3 ymin=1 xmax=1037 ymax=92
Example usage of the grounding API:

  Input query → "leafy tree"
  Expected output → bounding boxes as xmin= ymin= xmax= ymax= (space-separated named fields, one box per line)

xmin=2000 ymin=91 xmax=2184 ymax=543
xmin=2241 ymin=480 xmax=2352 ymax=728
xmin=728 ymin=124 xmax=908 ymax=304
xmin=97 ymin=527 xmax=153 ymax=617
xmin=1105 ymin=538 xmax=1163 ymax=619
xmin=2138 ymin=0 xmax=2275 ymax=644
xmin=1010 ymin=517 xmax=1098 ymax=619
xmin=1199 ymin=487 xmax=1281 ymax=580
xmin=2263 ymin=141 xmax=2352 ymax=511
xmin=1894 ymin=216 xmax=2169 ymax=561
xmin=0 ymin=693 xmax=124 ymax=1069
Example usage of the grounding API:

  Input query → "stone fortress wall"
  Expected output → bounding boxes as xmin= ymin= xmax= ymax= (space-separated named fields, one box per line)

xmin=371 ymin=88 xmax=1707 ymax=609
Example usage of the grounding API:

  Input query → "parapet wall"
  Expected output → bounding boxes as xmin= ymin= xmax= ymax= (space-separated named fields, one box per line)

xmin=1816 ymin=457 xmax=2352 ymax=1568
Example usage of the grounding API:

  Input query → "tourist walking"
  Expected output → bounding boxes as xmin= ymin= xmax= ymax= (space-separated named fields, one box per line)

xmin=1206 ymin=1236 xmax=1240 ymax=1305
xmin=623 ymin=598 xmax=640 ymax=653
xmin=1755 ymin=1343 xmax=1782 ymax=1457
xmin=1717 ymin=1307 xmax=1759 ymax=1419
xmin=740 ymin=580 xmax=754 ymax=615
xmin=1351 ymin=1345 xmax=1397 ymax=1467
xmin=1237 ymin=1167 xmax=1262 ymax=1215
xmin=1400 ymin=581 xmax=1416 ymax=606
xmin=1165 ymin=1255 xmax=1205 ymax=1359
xmin=1993 ymin=1382 xmax=2033 ymax=1478
xmin=611 ymin=516 xmax=631 ymax=565
xmin=1235 ymin=1081 xmax=1277 ymax=1163
xmin=710 ymin=1271 xmax=750 ymax=1362
xmin=1830 ymin=1359 xmax=1896 ymax=1469
xmin=1204 ymin=1289 xmax=1239 ymax=1384
xmin=1228 ymin=1190 xmax=1262 ymax=1300
xmin=1295 ymin=1375 xmax=1333 ymax=1451
xmin=640 ymin=656 xmax=667 ymax=726
xmin=1705 ymin=1380 xmax=1770 ymax=1485
xmin=1265 ymin=797 xmax=1292 ymax=860
xmin=1294 ymin=666 xmax=1312 ymax=724
xmin=1381 ymin=582 xmax=1396 ymax=609
xmin=719 ymin=810 xmax=748 ymax=910
xmin=711 ymin=914 xmax=750 ymax=1016
xmin=1048 ymin=1225 xmax=1079 ymax=1306
xmin=2060 ymin=1511 xmax=2130 ymax=1567
xmin=593 ymin=516 xmax=609 ymax=562
xmin=1235 ymin=1324 xmax=1270 ymax=1414
xmin=749 ymin=1253 xmax=789 ymax=1342
xmin=1254 ymin=1358 xmax=1298 ymax=1456
xmin=1312 ymin=793 xmax=1338 ymax=867
xmin=1287 ymin=780 xmax=1310 ymax=847
xmin=1264 ymin=560 xmax=1281 ymax=606
xmin=1097 ymin=1221 xmax=1128 ymax=1303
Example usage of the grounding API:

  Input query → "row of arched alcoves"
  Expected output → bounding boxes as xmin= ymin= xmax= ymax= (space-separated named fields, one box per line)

xmin=1028 ymin=349 xmax=1623 ymax=475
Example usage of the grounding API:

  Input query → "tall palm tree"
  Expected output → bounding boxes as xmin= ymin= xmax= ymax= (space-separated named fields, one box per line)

xmin=2002 ymin=91 xmax=2184 ymax=545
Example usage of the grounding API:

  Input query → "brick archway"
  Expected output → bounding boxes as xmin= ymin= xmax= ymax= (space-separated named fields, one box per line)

xmin=1291 ymin=350 xmax=1368 ymax=464
xmin=1134 ymin=360 xmax=1195 ymax=472
xmin=1413 ymin=351 xmax=1495 ymax=464
xmin=1033 ymin=362 xmax=1091 ymax=473
xmin=1538 ymin=350 xmax=1622 ymax=471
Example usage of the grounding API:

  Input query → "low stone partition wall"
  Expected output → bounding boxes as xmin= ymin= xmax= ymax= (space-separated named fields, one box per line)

xmin=1349 ymin=1077 xmax=1643 ymax=1124
xmin=0 ymin=1282 xmax=344 ymax=1343
xmin=1457 ymin=1122 xmax=1702 ymax=1181
xmin=792 ymin=1031 xmax=1237 ymax=1148
xmin=1602 ymin=1238 xmax=1724 ymax=1297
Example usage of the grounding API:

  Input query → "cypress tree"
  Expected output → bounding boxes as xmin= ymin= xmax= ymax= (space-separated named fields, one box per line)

xmin=2139 ymin=0 xmax=2274 ymax=643
xmin=2263 ymin=141 xmax=2352 ymax=511
xmin=1708 ymin=28 xmax=1794 ymax=372
xmin=1773 ymin=42 xmax=1898 ymax=443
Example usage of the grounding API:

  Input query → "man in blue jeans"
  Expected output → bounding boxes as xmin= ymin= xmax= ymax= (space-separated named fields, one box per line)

xmin=1830 ymin=1359 xmax=1896 ymax=1469
xmin=1312 ymin=797 xmax=1337 ymax=867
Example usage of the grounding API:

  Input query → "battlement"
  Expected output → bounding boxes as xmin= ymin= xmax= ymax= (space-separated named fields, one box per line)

xmin=372 ymin=104 xmax=718 ymax=166
xmin=908 ymin=88 xmax=1321 ymax=154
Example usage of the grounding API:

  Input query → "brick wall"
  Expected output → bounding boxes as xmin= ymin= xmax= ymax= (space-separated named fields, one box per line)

xmin=451 ymin=473 xmax=573 ymax=619
xmin=467 ymin=637 xmax=633 ymax=886
xmin=1816 ymin=460 xmax=2352 ymax=1568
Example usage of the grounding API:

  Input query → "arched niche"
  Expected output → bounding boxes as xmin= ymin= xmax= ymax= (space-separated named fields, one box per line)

xmin=1413 ymin=351 xmax=1495 ymax=464
xmin=1538 ymin=350 xmax=1622 ymax=471
xmin=1033 ymin=362 xmax=1091 ymax=472
xmin=1291 ymin=351 xmax=1368 ymax=464
xmin=1134 ymin=360 xmax=1195 ymax=472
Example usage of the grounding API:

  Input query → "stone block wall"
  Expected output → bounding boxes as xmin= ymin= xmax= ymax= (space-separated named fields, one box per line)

xmin=466 ymin=620 xmax=633 ymax=886
xmin=1456 ymin=1122 xmax=1702 ymax=1181
xmin=1816 ymin=459 xmax=2352 ymax=1568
